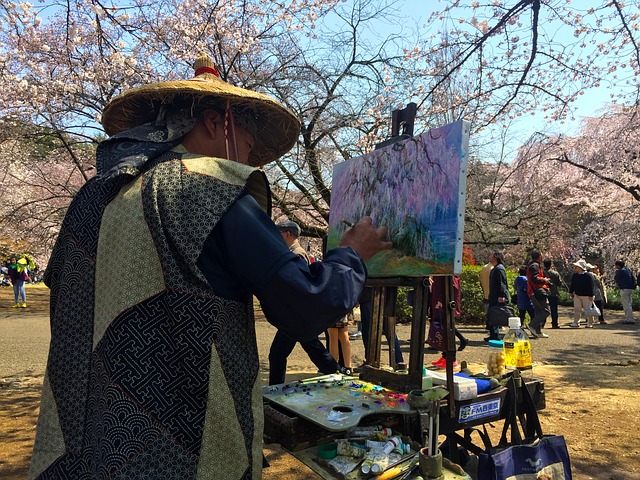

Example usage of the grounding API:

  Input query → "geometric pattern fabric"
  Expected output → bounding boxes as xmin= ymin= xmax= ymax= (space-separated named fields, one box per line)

xmin=31 ymin=151 xmax=265 ymax=479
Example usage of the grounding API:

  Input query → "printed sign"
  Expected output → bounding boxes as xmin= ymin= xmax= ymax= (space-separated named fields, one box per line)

xmin=458 ymin=398 xmax=501 ymax=423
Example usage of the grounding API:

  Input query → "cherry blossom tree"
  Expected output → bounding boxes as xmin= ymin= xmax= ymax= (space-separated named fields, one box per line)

xmin=417 ymin=1 xmax=640 ymax=129
xmin=418 ymin=1 xmax=640 ymax=268
xmin=0 ymin=0 xmax=358 ymax=257
xmin=508 ymin=106 xmax=640 ymax=269
xmin=2 ymin=0 xmax=640 ymax=269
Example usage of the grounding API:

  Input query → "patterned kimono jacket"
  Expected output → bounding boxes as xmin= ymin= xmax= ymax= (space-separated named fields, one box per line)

xmin=30 ymin=137 xmax=365 ymax=479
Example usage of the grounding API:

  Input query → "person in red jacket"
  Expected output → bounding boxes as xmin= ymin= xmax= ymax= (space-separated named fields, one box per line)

xmin=526 ymin=249 xmax=551 ymax=338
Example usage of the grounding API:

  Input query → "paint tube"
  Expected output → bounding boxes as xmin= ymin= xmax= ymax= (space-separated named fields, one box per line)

xmin=360 ymin=458 xmax=374 ymax=474
xmin=369 ymin=454 xmax=390 ymax=474
xmin=349 ymin=425 xmax=391 ymax=437
xmin=365 ymin=440 xmax=387 ymax=450
xmin=382 ymin=436 xmax=402 ymax=455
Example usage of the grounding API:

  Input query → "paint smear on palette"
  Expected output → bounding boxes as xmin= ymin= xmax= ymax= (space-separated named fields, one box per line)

xmin=262 ymin=378 xmax=412 ymax=431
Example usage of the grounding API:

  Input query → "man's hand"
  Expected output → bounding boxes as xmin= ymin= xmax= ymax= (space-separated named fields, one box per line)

xmin=339 ymin=216 xmax=392 ymax=262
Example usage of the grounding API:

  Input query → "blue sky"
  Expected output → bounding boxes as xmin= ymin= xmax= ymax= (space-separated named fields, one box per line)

xmin=362 ymin=0 xmax=622 ymax=142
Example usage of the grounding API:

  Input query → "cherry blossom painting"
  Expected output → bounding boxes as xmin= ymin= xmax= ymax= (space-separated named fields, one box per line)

xmin=327 ymin=120 xmax=470 ymax=276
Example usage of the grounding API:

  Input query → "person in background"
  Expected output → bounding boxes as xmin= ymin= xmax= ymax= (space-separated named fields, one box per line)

xmin=480 ymin=258 xmax=495 ymax=342
xmin=543 ymin=258 xmax=565 ymax=329
xmin=568 ymin=259 xmax=595 ymax=328
xmin=429 ymin=275 xmax=468 ymax=368
xmin=267 ymin=220 xmax=347 ymax=385
xmin=614 ymin=259 xmax=637 ymax=324
xmin=588 ymin=264 xmax=607 ymax=324
xmin=327 ymin=310 xmax=353 ymax=373
xmin=8 ymin=256 xmax=29 ymax=308
xmin=526 ymin=249 xmax=551 ymax=338
xmin=349 ymin=307 xmax=363 ymax=339
xmin=514 ymin=265 xmax=534 ymax=327
xmin=29 ymin=53 xmax=392 ymax=479
xmin=486 ymin=250 xmax=510 ymax=342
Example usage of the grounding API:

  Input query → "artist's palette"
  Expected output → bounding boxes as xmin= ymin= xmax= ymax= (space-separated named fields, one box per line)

xmin=262 ymin=374 xmax=413 ymax=431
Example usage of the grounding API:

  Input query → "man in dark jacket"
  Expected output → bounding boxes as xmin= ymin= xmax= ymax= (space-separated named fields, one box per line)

xmin=485 ymin=250 xmax=510 ymax=341
xmin=543 ymin=259 xmax=566 ymax=329
xmin=614 ymin=260 xmax=636 ymax=324
xmin=267 ymin=220 xmax=347 ymax=385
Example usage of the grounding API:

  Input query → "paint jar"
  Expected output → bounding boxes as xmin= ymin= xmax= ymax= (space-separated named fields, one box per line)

xmin=419 ymin=447 xmax=443 ymax=479
xmin=317 ymin=443 xmax=337 ymax=460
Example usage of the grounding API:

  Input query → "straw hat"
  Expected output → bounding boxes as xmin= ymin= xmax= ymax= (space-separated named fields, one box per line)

xmin=101 ymin=53 xmax=300 ymax=167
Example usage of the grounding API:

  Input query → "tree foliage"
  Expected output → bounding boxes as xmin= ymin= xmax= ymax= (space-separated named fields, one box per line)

xmin=1 ymin=0 xmax=639 ymax=272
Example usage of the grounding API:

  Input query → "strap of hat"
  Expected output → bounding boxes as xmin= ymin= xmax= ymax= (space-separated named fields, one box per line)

xmin=224 ymin=98 xmax=240 ymax=162
xmin=224 ymin=99 xmax=231 ymax=160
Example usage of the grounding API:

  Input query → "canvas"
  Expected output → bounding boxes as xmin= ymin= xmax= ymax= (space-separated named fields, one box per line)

xmin=327 ymin=120 xmax=469 ymax=277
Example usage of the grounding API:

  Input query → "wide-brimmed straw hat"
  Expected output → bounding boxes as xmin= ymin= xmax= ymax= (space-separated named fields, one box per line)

xmin=101 ymin=53 xmax=300 ymax=167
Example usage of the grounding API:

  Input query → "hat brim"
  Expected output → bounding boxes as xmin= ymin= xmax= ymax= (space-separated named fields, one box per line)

xmin=101 ymin=76 xmax=300 ymax=167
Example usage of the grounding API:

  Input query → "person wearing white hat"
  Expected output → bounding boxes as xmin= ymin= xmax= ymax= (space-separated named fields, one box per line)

xmin=568 ymin=259 xmax=595 ymax=327
xmin=29 ymin=54 xmax=392 ymax=479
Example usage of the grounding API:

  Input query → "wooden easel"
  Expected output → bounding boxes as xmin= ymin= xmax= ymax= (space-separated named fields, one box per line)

xmin=359 ymin=276 xmax=458 ymax=418
xmin=357 ymin=103 xmax=457 ymax=417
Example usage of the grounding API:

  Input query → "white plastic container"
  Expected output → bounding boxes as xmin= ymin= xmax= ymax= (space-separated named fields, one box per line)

xmin=423 ymin=370 xmax=477 ymax=400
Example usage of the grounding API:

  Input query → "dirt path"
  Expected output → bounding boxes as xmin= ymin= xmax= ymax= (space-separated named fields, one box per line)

xmin=1 ymin=285 xmax=639 ymax=479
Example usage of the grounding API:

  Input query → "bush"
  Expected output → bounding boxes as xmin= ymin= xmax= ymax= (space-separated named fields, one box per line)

xmin=396 ymin=287 xmax=413 ymax=323
xmin=459 ymin=265 xmax=486 ymax=323
xmin=600 ymin=288 xmax=640 ymax=310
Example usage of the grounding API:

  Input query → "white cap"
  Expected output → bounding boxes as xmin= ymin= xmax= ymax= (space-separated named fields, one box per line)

xmin=508 ymin=317 xmax=521 ymax=329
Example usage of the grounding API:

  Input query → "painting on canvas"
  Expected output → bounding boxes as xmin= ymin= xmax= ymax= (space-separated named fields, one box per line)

xmin=327 ymin=120 xmax=469 ymax=277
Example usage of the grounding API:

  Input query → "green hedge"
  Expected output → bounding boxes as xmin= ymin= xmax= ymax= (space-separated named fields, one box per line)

xmin=459 ymin=264 xmax=518 ymax=324
xmin=393 ymin=265 xmax=518 ymax=325
xmin=594 ymin=288 xmax=640 ymax=310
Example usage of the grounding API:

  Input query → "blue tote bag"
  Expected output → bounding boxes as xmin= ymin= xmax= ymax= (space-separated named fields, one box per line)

xmin=478 ymin=372 xmax=572 ymax=479
xmin=480 ymin=435 xmax=572 ymax=479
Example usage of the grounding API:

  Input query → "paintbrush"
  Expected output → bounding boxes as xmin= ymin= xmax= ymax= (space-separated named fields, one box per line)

xmin=376 ymin=453 xmax=418 ymax=480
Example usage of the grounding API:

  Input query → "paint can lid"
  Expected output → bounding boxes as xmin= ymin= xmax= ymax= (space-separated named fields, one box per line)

xmin=317 ymin=442 xmax=337 ymax=460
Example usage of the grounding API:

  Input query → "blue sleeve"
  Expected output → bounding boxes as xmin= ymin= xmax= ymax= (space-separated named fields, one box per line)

xmin=258 ymin=247 xmax=367 ymax=342
xmin=197 ymin=191 xmax=367 ymax=343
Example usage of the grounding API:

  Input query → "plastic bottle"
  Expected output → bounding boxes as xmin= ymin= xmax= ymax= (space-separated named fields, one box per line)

xmin=502 ymin=317 xmax=532 ymax=371
xmin=422 ymin=366 xmax=433 ymax=389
